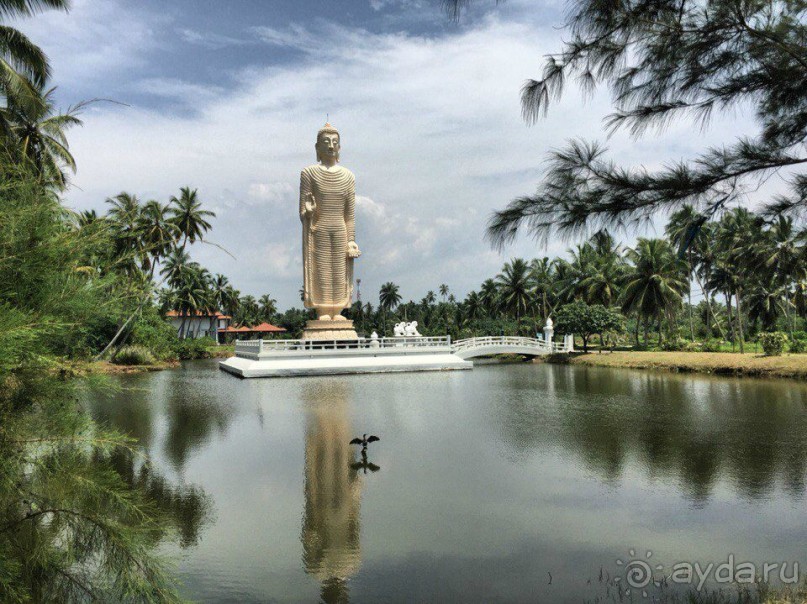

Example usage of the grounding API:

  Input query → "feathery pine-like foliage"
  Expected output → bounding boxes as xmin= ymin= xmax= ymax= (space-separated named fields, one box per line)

xmin=0 ymin=163 xmax=192 ymax=602
xmin=480 ymin=0 xmax=807 ymax=246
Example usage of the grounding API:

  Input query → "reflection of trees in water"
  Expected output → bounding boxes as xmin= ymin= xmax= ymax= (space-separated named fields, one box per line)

xmin=498 ymin=366 xmax=807 ymax=502
xmin=83 ymin=378 xmax=214 ymax=546
xmin=162 ymin=379 xmax=236 ymax=472
xmin=1 ymin=417 xmax=210 ymax=601
xmin=106 ymin=448 xmax=213 ymax=548
xmin=301 ymin=380 xmax=363 ymax=604
xmin=84 ymin=377 xmax=156 ymax=449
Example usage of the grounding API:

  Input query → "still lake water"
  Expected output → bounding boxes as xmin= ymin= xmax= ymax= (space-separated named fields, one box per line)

xmin=86 ymin=360 xmax=807 ymax=603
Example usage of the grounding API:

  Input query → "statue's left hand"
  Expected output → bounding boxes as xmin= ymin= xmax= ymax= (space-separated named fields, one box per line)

xmin=347 ymin=241 xmax=361 ymax=258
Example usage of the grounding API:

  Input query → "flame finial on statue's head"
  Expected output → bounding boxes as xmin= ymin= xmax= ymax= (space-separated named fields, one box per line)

xmin=316 ymin=122 xmax=340 ymax=163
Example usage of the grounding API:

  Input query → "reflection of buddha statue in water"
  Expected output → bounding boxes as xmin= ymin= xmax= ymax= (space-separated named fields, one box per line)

xmin=301 ymin=382 xmax=362 ymax=603
xmin=300 ymin=123 xmax=361 ymax=322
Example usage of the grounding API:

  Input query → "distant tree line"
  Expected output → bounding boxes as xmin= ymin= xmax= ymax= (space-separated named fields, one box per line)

xmin=345 ymin=207 xmax=806 ymax=353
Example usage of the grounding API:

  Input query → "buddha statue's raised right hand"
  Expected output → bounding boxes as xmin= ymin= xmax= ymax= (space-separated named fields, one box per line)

xmin=301 ymin=193 xmax=317 ymax=219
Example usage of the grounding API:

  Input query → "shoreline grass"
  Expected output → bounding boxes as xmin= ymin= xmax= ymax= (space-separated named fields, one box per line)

xmin=550 ymin=351 xmax=807 ymax=380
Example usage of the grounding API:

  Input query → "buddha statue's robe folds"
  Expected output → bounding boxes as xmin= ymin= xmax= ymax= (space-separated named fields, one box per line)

xmin=299 ymin=165 xmax=356 ymax=318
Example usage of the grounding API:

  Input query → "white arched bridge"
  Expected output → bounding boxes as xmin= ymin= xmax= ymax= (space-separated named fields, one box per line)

xmin=451 ymin=336 xmax=573 ymax=359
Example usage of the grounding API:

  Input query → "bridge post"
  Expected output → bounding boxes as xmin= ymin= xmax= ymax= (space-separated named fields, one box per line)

xmin=543 ymin=318 xmax=554 ymax=347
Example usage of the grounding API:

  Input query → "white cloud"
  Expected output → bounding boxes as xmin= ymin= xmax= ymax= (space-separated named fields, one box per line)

xmin=246 ymin=182 xmax=296 ymax=206
xmin=43 ymin=10 xmax=766 ymax=309
xmin=9 ymin=0 xmax=168 ymax=93
xmin=133 ymin=77 xmax=225 ymax=102
xmin=178 ymin=28 xmax=252 ymax=50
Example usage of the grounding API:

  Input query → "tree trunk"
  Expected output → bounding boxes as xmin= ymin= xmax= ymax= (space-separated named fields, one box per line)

xmin=735 ymin=287 xmax=745 ymax=354
xmin=94 ymin=311 xmax=139 ymax=361
xmin=634 ymin=314 xmax=641 ymax=346
xmin=643 ymin=316 xmax=649 ymax=345
xmin=725 ymin=292 xmax=735 ymax=350
xmin=657 ymin=314 xmax=663 ymax=346
xmin=695 ymin=272 xmax=725 ymax=338
xmin=687 ymin=250 xmax=695 ymax=341
xmin=783 ymin=295 xmax=795 ymax=340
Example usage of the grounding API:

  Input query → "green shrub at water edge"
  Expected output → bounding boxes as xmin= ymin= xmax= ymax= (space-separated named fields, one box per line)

xmin=759 ymin=332 xmax=788 ymax=356
xmin=112 ymin=345 xmax=156 ymax=366
xmin=661 ymin=337 xmax=687 ymax=351
xmin=176 ymin=337 xmax=216 ymax=360
xmin=701 ymin=339 xmax=723 ymax=352
xmin=130 ymin=307 xmax=180 ymax=360
xmin=790 ymin=338 xmax=806 ymax=354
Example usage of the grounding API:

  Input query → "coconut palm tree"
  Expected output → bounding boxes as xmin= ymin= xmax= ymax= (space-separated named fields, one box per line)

xmin=439 ymin=283 xmax=449 ymax=301
xmin=4 ymin=86 xmax=82 ymax=188
xmin=577 ymin=245 xmax=625 ymax=308
xmin=379 ymin=282 xmax=402 ymax=311
xmin=495 ymin=258 xmax=532 ymax=327
xmin=160 ymin=247 xmax=191 ymax=289
xmin=665 ymin=206 xmax=726 ymax=341
xmin=169 ymin=263 xmax=212 ymax=338
xmin=168 ymin=187 xmax=215 ymax=251
xmin=0 ymin=0 xmax=69 ymax=133
xmin=209 ymin=274 xmax=238 ymax=334
xmin=529 ymin=257 xmax=555 ymax=321
xmin=714 ymin=208 xmax=765 ymax=352
xmin=621 ymin=239 xmax=688 ymax=345
xmin=378 ymin=282 xmax=402 ymax=334
xmin=258 ymin=294 xmax=277 ymax=321
xmin=761 ymin=215 xmax=804 ymax=336
xmin=106 ymin=192 xmax=144 ymax=275
xmin=138 ymin=199 xmax=177 ymax=279
xmin=236 ymin=295 xmax=260 ymax=327
xmin=747 ymin=281 xmax=785 ymax=332
xmin=479 ymin=278 xmax=499 ymax=316
xmin=464 ymin=290 xmax=482 ymax=321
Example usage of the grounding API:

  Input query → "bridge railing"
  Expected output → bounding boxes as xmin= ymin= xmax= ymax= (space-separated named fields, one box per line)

xmin=452 ymin=336 xmax=571 ymax=353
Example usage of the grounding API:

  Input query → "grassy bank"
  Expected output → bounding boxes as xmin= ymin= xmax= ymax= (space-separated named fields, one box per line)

xmin=208 ymin=344 xmax=235 ymax=358
xmin=553 ymin=351 xmax=807 ymax=380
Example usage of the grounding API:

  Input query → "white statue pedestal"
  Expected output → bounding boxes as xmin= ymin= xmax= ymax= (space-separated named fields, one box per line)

xmin=219 ymin=335 xmax=472 ymax=378
xmin=302 ymin=318 xmax=358 ymax=341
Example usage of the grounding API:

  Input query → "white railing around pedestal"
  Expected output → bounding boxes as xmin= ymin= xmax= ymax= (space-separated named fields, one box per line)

xmin=234 ymin=336 xmax=451 ymax=357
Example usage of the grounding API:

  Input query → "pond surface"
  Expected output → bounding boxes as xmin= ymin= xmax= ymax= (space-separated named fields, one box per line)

xmin=86 ymin=360 xmax=807 ymax=603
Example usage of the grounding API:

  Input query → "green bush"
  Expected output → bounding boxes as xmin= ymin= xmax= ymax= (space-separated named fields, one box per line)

xmin=176 ymin=337 xmax=216 ymax=360
xmin=790 ymin=338 xmax=806 ymax=353
xmin=661 ymin=337 xmax=687 ymax=351
xmin=701 ymin=339 xmax=723 ymax=352
xmin=759 ymin=331 xmax=788 ymax=356
xmin=130 ymin=307 xmax=180 ymax=360
xmin=112 ymin=345 xmax=156 ymax=366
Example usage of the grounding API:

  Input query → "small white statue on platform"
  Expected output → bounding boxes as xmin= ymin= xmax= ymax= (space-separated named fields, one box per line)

xmin=370 ymin=331 xmax=380 ymax=348
xmin=393 ymin=322 xmax=406 ymax=337
xmin=404 ymin=321 xmax=422 ymax=337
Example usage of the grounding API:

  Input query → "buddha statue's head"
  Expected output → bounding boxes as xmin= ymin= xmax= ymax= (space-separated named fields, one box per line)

xmin=315 ymin=123 xmax=340 ymax=163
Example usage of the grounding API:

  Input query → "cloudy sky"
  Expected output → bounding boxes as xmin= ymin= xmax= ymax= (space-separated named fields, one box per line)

xmin=14 ymin=0 xmax=761 ymax=309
